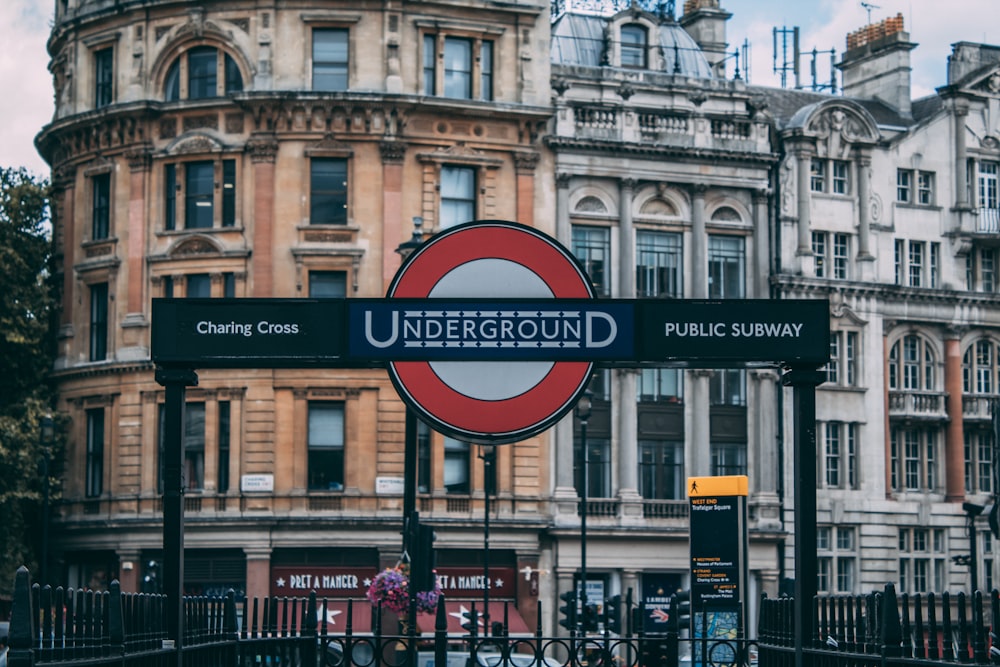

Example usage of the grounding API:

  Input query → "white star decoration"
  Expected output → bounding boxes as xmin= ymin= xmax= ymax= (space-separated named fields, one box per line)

xmin=449 ymin=604 xmax=484 ymax=627
xmin=494 ymin=578 xmax=503 ymax=588
xmin=276 ymin=577 xmax=286 ymax=588
xmin=363 ymin=577 xmax=372 ymax=587
xmin=325 ymin=609 xmax=343 ymax=625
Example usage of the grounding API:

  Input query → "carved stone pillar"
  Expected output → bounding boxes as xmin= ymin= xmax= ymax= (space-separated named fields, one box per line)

xmin=691 ymin=185 xmax=707 ymax=298
xmin=689 ymin=369 xmax=712 ymax=477
xmin=619 ymin=178 xmax=636 ymax=297
xmin=618 ymin=369 xmax=643 ymax=523
xmin=515 ymin=151 xmax=540 ymax=228
xmin=552 ymin=413 xmax=580 ymax=527
xmin=856 ymin=150 xmax=875 ymax=280
xmin=955 ymin=103 xmax=970 ymax=209
xmin=249 ymin=135 xmax=278 ymax=297
xmin=244 ymin=547 xmax=273 ymax=603
xmin=556 ymin=173 xmax=571 ymax=245
xmin=125 ymin=148 xmax=152 ymax=320
xmin=944 ymin=332 xmax=966 ymax=502
xmin=749 ymin=368 xmax=781 ymax=529
xmin=796 ymin=148 xmax=812 ymax=256
xmin=381 ymin=140 xmax=407 ymax=290
xmin=752 ymin=189 xmax=770 ymax=298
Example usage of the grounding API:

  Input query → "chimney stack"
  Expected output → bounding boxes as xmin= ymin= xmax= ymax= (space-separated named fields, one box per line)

xmin=837 ymin=13 xmax=916 ymax=117
xmin=680 ymin=0 xmax=732 ymax=79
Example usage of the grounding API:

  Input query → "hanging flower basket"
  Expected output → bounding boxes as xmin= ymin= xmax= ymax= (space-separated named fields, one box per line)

xmin=366 ymin=564 xmax=442 ymax=615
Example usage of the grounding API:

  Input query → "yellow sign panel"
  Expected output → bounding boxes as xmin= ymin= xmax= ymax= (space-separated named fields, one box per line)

xmin=687 ymin=475 xmax=748 ymax=497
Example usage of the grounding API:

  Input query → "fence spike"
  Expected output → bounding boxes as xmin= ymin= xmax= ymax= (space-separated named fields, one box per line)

xmin=880 ymin=583 xmax=902 ymax=658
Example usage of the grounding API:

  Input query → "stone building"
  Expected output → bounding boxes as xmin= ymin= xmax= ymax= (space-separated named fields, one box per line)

xmin=36 ymin=0 xmax=1000 ymax=640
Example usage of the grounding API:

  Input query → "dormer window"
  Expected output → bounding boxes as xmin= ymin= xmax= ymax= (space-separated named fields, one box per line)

xmin=621 ymin=25 xmax=647 ymax=68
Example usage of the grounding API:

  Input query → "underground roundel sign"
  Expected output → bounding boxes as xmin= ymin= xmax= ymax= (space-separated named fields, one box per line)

xmin=387 ymin=220 xmax=595 ymax=444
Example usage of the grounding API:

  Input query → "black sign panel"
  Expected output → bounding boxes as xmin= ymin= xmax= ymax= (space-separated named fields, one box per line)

xmin=689 ymin=495 xmax=743 ymax=606
xmin=152 ymin=298 xmax=829 ymax=367
xmin=636 ymin=299 xmax=828 ymax=365
xmin=152 ymin=299 xmax=352 ymax=368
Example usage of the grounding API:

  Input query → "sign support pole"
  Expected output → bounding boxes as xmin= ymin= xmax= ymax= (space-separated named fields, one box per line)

xmin=782 ymin=365 xmax=824 ymax=667
xmin=155 ymin=366 xmax=198 ymax=667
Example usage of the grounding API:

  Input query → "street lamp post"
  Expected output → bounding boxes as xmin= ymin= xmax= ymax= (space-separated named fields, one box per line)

xmin=575 ymin=390 xmax=593 ymax=634
xmin=40 ymin=413 xmax=54 ymax=586
xmin=479 ymin=445 xmax=496 ymax=636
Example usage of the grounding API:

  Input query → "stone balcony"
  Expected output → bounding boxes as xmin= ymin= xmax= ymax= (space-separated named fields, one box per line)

xmin=887 ymin=390 xmax=948 ymax=421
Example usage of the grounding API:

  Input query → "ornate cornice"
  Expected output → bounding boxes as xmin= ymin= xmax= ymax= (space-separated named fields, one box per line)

xmin=247 ymin=134 xmax=278 ymax=163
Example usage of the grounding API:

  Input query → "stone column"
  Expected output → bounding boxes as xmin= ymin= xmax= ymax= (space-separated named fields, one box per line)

xmin=117 ymin=550 xmax=142 ymax=593
xmin=691 ymin=185 xmax=707 ymax=297
xmin=249 ymin=135 xmax=278 ymax=297
xmin=749 ymin=369 xmax=781 ymax=530
xmin=556 ymin=173 xmax=571 ymax=243
xmin=617 ymin=180 xmax=642 ymax=520
xmin=55 ymin=166 xmax=77 ymax=340
xmin=944 ymin=332 xmax=966 ymax=502
xmin=553 ymin=414 xmax=580 ymax=527
xmin=796 ymin=148 xmax=812 ymax=257
xmin=689 ymin=369 xmax=712 ymax=477
xmin=244 ymin=547 xmax=272 ymax=603
xmin=124 ymin=148 xmax=151 ymax=320
xmin=381 ymin=141 xmax=406 ymax=290
xmin=515 ymin=151 xmax=540 ymax=228
xmin=955 ymin=103 xmax=970 ymax=209
xmin=883 ymin=325 xmax=893 ymax=498
xmin=752 ymin=189 xmax=770 ymax=298
xmin=855 ymin=151 xmax=873 ymax=261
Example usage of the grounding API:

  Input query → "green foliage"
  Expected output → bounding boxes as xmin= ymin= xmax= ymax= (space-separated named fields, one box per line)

xmin=0 ymin=166 xmax=60 ymax=596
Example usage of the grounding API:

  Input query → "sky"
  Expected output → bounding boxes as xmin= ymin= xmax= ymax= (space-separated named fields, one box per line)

xmin=1 ymin=0 xmax=998 ymax=178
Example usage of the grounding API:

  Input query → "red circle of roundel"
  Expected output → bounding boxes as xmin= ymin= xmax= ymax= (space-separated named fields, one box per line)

xmin=388 ymin=220 xmax=595 ymax=444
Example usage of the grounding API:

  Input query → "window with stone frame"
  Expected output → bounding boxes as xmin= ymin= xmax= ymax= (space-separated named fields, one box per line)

xmin=94 ymin=46 xmax=114 ymax=109
xmin=89 ymin=282 xmax=108 ymax=362
xmin=86 ymin=407 xmax=105 ymax=498
xmin=636 ymin=230 xmax=682 ymax=297
xmin=889 ymin=426 xmax=940 ymax=493
xmin=707 ymin=235 xmax=745 ymax=298
xmin=620 ymin=24 xmax=648 ymax=68
xmin=308 ymin=402 xmax=345 ymax=491
xmin=309 ymin=158 xmax=349 ymax=225
xmin=888 ymin=334 xmax=936 ymax=391
xmin=164 ymin=159 xmax=238 ymax=230
xmin=312 ymin=28 xmax=349 ymax=90
xmin=818 ymin=421 xmax=859 ymax=489
xmin=422 ymin=33 xmax=494 ymax=100
xmin=572 ymin=225 xmax=611 ymax=296
xmin=964 ymin=429 xmax=994 ymax=495
xmin=818 ymin=526 xmax=857 ymax=594
xmin=91 ymin=172 xmax=111 ymax=241
xmin=440 ymin=166 xmax=476 ymax=229
xmin=898 ymin=527 xmax=945 ymax=593
xmin=826 ymin=330 xmax=859 ymax=387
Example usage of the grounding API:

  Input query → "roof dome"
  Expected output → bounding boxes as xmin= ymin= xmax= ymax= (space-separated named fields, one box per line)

xmin=551 ymin=13 xmax=713 ymax=78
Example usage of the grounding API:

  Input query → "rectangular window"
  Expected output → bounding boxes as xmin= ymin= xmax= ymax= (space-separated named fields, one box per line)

xmin=308 ymin=402 xmax=345 ymax=491
xmin=440 ymin=166 xmax=476 ymax=229
xmin=984 ymin=248 xmax=996 ymax=293
xmin=832 ymin=233 xmax=848 ymax=280
xmin=94 ymin=47 xmax=114 ymax=108
xmin=89 ymin=282 xmax=108 ymax=361
xmin=811 ymin=159 xmax=826 ymax=192
xmin=417 ymin=419 xmax=431 ymax=493
xmin=575 ymin=438 xmax=611 ymax=498
xmin=894 ymin=239 xmax=904 ymax=285
xmin=638 ymin=441 xmax=684 ymax=500
xmin=820 ymin=422 xmax=858 ymax=489
xmin=636 ymin=231 xmax=682 ymax=297
xmin=846 ymin=331 xmax=857 ymax=386
xmin=891 ymin=427 xmax=939 ymax=492
xmin=909 ymin=241 xmax=924 ymax=287
xmin=184 ymin=402 xmax=205 ymax=490
xmin=423 ymin=35 xmax=436 ymax=96
xmin=310 ymin=158 xmax=348 ymax=225
xmin=185 ymin=161 xmax=214 ymax=229
xmin=897 ymin=169 xmax=912 ymax=203
xmin=831 ymin=160 xmax=849 ymax=194
xmin=711 ymin=443 xmax=747 ymax=476
xmin=918 ymin=171 xmax=934 ymax=205
xmin=638 ymin=367 xmax=683 ymax=402
xmin=444 ymin=437 xmax=470 ymax=494
xmin=86 ymin=408 xmax=104 ymax=497
xmin=930 ymin=242 xmax=940 ymax=288
xmin=710 ymin=369 xmax=745 ymax=406
xmin=572 ymin=226 xmax=611 ymax=296
xmin=223 ymin=272 xmax=236 ymax=298
xmin=222 ymin=159 xmax=236 ymax=227
xmin=707 ymin=235 xmax=745 ymax=299
xmin=186 ymin=273 xmax=211 ymax=298
xmin=899 ymin=527 xmax=945 ymax=593
xmin=187 ymin=47 xmax=217 ymax=100
xmin=964 ymin=430 xmax=994 ymax=494
xmin=812 ymin=232 xmax=826 ymax=278
xmin=444 ymin=37 xmax=473 ymax=99
xmin=480 ymin=41 xmax=493 ymax=101
xmin=827 ymin=334 xmax=840 ymax=384
xmin=620 ymin=25 xmax=647 ymax=68
xmin=308 ymin=271 xmax=347 ymax=298
xmin=818 ymin=525 xmax=856 ymax=594
xmin=217 ymin=401 xmax=230 ymax=493
xmin=92 ymin=173 xmax=111 ymax=240
xmin=826 ymin=332 xmax=858 ymax=386
xmin=165 ymin=164 xmax=177 ymax=231
xmin=312 ymin=29 xmax=349 ymax=90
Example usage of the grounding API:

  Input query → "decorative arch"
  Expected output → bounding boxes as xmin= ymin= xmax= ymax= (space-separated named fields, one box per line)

xmin=960 ymin=334 xmax=1000 ymax=394
xmin=163 ymin=131 xmax=229 ymax=157
xmin=786 ymin=100 xmax=880 ymax=158
xmin=168 ymin=234 xmax=224 ymax=258
xmin=633 ymin=184 xmax=689 ymax=221
xmin=569 ymin=185 xmax=616 ymax=218
xmin=150 ymin=19 xmax=254 ymax=101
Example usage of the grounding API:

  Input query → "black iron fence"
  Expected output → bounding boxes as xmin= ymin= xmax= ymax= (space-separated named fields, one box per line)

xmin=7 ymin=565 xmax=1000 ymax=667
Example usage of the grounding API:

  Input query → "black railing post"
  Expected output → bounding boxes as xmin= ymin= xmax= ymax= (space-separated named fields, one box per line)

xmin=155 ymin=366 xmax=198 ymax=667
xmin=781 ymin=365 xmax=825 ymax=667
xmin=434 ymin=594 xmax=448 ymax=667
xmin=109 ymin=580 xmax=125 ymax=657
xmin=7 ymin=567 xmax=35 ymax=667
xmin=880 ymin=583 xmax=902 ymax=661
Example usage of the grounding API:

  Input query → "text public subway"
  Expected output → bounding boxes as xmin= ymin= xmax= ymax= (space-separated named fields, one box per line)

xmin=665 ymin=321 xmax=805 ymax=338
xmin=196 ymin=320 xmax=300 ymax=337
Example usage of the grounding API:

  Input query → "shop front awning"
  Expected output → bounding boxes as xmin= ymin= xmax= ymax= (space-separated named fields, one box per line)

xmin=417 ymin=601 xmax=532 ymax=637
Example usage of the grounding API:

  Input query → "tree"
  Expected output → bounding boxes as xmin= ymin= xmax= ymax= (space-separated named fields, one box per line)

xmin=0 ymin=166 xmax=60 ymax=597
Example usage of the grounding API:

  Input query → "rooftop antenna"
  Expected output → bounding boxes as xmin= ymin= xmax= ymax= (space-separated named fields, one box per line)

xmin=860 ymin=1 xmax=880 ymax=24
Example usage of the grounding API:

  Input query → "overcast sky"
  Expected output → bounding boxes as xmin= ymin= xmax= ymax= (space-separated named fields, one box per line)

xmin=2 ymin=0 xmax=998 ymax=178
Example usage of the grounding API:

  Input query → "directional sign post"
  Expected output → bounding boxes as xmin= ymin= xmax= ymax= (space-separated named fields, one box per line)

xmin=151 ymin=220 xmax=829 ymax=661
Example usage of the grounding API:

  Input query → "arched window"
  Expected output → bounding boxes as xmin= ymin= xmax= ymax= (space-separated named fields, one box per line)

xmin=888 ymin=334 xmax=935 ymax=391
xmin=620 ymin=25 xmax=647 ymax=68
xmin=963 ymin=338 xmax=1000 ymax=394
xmin=165 ymin=46 xmax=243 ymax=101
